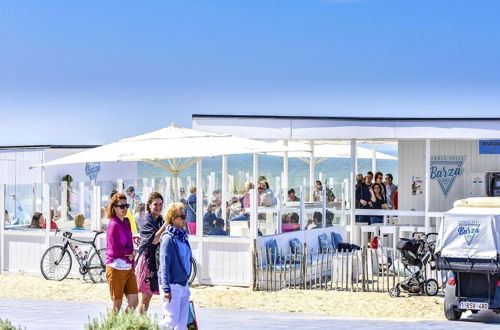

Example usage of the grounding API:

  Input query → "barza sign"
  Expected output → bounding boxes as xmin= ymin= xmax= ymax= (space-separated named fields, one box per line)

xmin=457 ymin=219 xmax=480 ymax=246
xmin=430 ymin=155 xmax=465 ymax=196
xmin=85 ymin=162 xmax=101 ymax=181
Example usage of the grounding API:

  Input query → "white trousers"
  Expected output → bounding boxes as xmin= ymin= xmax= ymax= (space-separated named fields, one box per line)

xmin=159 ymin=284 xmax=191 ymax=330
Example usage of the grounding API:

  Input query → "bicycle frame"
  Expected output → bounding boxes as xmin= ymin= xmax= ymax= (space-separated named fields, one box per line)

xmin=59 ymin=230 xmax=105 ymax=273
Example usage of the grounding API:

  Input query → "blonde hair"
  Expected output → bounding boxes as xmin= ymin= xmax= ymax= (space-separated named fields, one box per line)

xmin=164 ymin=203 xmax=185 ymax=225
xmin=106 ymin=193 xmax=127 ymax=219
xmin=189 ymin=186 xmax=197 ymax=194
xmin=74 ymin=213 xmax=85 ymax=228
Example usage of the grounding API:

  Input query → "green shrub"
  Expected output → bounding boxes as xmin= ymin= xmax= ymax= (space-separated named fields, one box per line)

xmin=0 ymin=319 xmax=24 ymax=330
xmin=85 ymin=310 xmax=163 ymax=330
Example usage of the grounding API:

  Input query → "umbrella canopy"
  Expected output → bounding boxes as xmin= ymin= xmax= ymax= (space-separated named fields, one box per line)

xmin=268 ymin=141 xmax=397 ymax=161
xmin=35 ymin=124 xmax=307 ymax=167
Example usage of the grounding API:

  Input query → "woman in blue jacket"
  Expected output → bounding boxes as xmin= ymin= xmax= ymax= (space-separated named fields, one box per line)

xmin=158 ymin=202 xmax=192 ymax=329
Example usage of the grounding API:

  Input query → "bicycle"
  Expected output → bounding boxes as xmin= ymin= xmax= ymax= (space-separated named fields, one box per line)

xmin=40 ymin=230 xmax=106 ymax=283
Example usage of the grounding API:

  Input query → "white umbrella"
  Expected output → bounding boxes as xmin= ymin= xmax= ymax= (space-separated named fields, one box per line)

xmin=268 ymin=140 xmax=396 ymax=163
xmin=34 ymin=124 xmax=308 ymax=199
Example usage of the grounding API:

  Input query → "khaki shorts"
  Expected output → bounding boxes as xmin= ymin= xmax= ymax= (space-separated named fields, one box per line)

xmin=106 ymin=266 xmax=138 ymax=300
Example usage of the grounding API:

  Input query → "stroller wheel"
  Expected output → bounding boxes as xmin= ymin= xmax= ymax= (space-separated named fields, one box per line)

xmin=424 ymin=279 xmax=439 ymax=296
xmin=389 ymin=286 xmax=400 ymax=298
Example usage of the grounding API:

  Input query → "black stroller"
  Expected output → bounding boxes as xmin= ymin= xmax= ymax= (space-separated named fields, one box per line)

xmin=389 ymin=232 xmax=439 ymax=297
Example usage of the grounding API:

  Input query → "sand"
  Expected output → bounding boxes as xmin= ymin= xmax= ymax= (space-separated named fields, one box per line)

xmin=0 ymin=273 xmax=445 ymax=321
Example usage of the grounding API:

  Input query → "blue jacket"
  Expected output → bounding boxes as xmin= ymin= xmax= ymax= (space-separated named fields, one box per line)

xmin=186 ymin=193 xmax=197 ymax=223
xmin=158 ymin=231 xmax=192 ymax=293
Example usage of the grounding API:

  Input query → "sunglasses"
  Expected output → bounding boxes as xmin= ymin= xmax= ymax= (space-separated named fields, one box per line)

xmin=176 ymin=214 xmax=186 ymax=220
xmin=114 ymin=203 xmax=130 ymax=209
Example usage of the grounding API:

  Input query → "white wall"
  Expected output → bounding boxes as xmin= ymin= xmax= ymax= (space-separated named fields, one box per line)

xmin=399 ymin=140 xmax=500 ymax=216
xmin=44 ymin=149 xmax=137 ymax=183
xmin=0 ymin=149 xmax=43 ymax=185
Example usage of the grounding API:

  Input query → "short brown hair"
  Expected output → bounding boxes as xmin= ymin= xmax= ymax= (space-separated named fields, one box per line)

xmin=164 ymin=202 xmax=185 ymax=225
xmin=106 ymin=192 xmax=127 ymax=219
xmin=74 ymin=213 xmax=85 ymax=228
xmin=146 ymin=192 xmax=164 ymax=212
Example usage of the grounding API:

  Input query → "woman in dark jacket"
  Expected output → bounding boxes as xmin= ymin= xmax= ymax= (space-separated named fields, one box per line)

xmin=135 ymin=192 xmax=166 ymax=314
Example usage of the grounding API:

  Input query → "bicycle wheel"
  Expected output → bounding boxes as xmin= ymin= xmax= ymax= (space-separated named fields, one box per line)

xmin=188 ymin=257 xmax=197 ymax=285
xmin=40 ymin=245 xmax=72 ymax=281
xmin=88 ymin=248 xmax=107 ymax=283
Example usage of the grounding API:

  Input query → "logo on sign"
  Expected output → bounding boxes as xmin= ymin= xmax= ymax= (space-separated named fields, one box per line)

xmin=85 ymin=162 xmax=101 ymax=181
xmin=457 ymin=219 xmax=480 ymax=246
xmin=430 ymin=156 xmax=465 ymax=196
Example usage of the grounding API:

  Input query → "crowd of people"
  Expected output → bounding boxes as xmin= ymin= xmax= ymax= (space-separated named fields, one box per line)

xmin=355 ymin=171 xmax=398 ymax=225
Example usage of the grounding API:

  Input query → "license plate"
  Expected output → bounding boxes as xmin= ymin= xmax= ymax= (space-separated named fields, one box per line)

xmin=458 ymin=301 xmax=489 ymax=310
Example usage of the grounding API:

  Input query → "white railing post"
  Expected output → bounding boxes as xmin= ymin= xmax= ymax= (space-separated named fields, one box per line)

xmin=79 ymin=182 xmax=85 ymax=217
xmin=117 ymin=179 xmax=124 ymax=193
xmin=91 ymin=185 xmax=102 ymax=231
xmin=0 ymin=183 xmax=5 ymax=273
xmin=165 ymin=177 xmax=171 ymax=205
xmin=342 ymin=179 xmax=348 ymax=226
xmin=299 ymin=185 xmax=305 ymax=230
xmin=322 ymin=185 xmax=327 ymax=228
xmin=221 ymin=155 xmax=228 ymax=221
xmin=61 ymin=180 xmax=68 ymax=222
xmin=196 ymin=161 xmax=203 ymax=238
xmin=250 ymin=188 xmax=258 ymax=240
xmin=276 ymin=176 xmax=282 ymax=234
xmin=43 ymin=184 xmax=50 ymax=247
xmin=425 ymin=139 xmax=431 ymax=233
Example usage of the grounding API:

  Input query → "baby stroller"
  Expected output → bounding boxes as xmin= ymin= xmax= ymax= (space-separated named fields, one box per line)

xmin=389 ymin=232 xmax=439 ymax=297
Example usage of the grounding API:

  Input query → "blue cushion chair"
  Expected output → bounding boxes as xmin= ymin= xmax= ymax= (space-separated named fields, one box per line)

xmin=318 ymin=233 xmax=333 ymax=252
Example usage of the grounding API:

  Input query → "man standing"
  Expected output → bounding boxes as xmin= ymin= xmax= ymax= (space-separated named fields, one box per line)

xmin=355 ymin=171 xmax=373 ymax=223
xmin=384 ymin=174 xmax=398 ymax=209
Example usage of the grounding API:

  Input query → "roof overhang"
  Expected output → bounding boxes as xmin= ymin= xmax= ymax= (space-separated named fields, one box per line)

xmin=192 ymin=115 xmax=500 ymax=140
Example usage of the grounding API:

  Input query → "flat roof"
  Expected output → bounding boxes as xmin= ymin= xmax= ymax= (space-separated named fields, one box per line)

xmin=192 ymin=114 xmax=500 ymax=140
xmin=193 ymin=114 xmax=500 ymax=121
xmin=0 ymin=145 xmax=100 ymax=150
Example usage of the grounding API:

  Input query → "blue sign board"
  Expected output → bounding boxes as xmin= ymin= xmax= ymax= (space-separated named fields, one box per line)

xmin=479 ymin=140 xmax=500 ymax=154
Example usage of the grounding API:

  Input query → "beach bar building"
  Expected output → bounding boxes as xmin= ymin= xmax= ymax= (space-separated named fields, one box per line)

xmin=1 ymin=116 xmax=500 ymax=287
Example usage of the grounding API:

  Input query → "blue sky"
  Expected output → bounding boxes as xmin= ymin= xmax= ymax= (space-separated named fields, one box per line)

xmin=1 ymin=0 xmax=499 ymax=145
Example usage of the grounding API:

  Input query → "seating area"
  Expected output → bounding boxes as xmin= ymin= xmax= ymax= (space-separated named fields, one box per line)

xmin=255 ymin=226 xmax=364 ymax=290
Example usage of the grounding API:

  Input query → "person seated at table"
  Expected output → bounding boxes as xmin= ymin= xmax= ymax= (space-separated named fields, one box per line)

xmin=325 ymin=210 xmax=334 ymax=227
xmin=258 ymin=180 xmax=276 ymax=207
xmin=4 ymin=210 xmax=12 ymax=225
xmin=203 ymin=201 xmax=218 ymax=234
xmin=290 ymin=213 xmax=300 ymax=231
xmin=227 ymin=196 xmax=241 ymax=220
xmin=39 ymin=212 xmax=58 ymax=229
xmin=313 ymin=181 xmax=323 ymax=202
xmin=305 ymin=212 xmax=322 ymax=230
xmin=207 ymin=218 xmax=228 ymax=236
xmin=72 ymin=213 xmax=86 ymax=230
xmin=29 ymin=212 xmax=42 ymax=228
xmin=287 ymin=188 xmax=300 ymax=202
xmin=368 ymin=183 xmax=385 ymax=225
xmin=281 ymin=214 xmax=295 ymax=232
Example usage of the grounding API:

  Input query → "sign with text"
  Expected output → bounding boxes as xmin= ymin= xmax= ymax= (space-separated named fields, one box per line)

xmin=479 ymin=140 xmax=500 ymax=154
xmin=430 ymin=155 xmax=466 ymax=196
xmin=85 ymin=162 xmax=101 ymax=182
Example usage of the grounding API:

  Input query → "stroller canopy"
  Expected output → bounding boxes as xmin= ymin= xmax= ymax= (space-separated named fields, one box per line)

xmin=435 ymin=205 xmax=500 ymax=260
